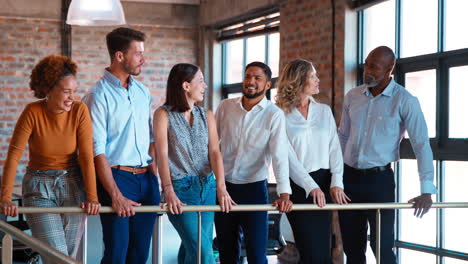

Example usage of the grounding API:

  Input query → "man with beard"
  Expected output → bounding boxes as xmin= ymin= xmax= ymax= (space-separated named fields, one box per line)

xmin=214 ymin=61 xmax=293 ymax=264
xmin=83 ymin=27 xmax=160 ymax=264
xmin=338 ymin=46 xmax=437 ymax=264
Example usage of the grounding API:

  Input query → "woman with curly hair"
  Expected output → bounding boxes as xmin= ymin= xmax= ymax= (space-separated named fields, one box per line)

xmin=276 ymin=59 xmax=349 ymax=263
xmin=0 ymin=55 xmax=100 ymax=263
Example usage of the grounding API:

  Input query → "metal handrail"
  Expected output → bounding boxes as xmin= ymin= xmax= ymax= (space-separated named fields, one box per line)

xmin=4 ymin=202 xmax=468 ymax=264
xmin=15 ymin=202 xmax=468 ymax=213
xmin=0 ymin=220 xmax=80 ymax=264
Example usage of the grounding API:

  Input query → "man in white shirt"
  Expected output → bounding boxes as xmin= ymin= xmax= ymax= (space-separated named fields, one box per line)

xmin=215 ymin=61 xmax=293 ymax=264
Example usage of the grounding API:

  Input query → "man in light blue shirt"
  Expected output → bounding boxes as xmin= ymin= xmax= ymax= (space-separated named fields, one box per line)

xmin=338 ymin=46 xmax=437 ymax=264
xmin=83 ymin=27 xmax=160 ymax=264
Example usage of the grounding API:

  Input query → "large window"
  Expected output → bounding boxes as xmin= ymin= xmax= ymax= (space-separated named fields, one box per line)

xmin=359 ymin=0 xmax=468 ymax=262
xmin=219 ymin=13 xmax=280 ymax=100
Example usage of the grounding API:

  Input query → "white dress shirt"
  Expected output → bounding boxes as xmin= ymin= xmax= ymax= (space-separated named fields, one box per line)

xmin=286 ymin=97 xmax=344 ymax=197
xmin=215 ymin=96 xmax=292 ymax=195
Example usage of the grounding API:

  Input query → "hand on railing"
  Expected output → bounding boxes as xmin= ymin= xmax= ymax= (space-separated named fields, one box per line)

xmin=162 ymin=190 xmax=186 ymax=214
xmin=112 ymin=195 xmax=141 ymax=217
xmin=216 ymin=185 xmax=237 ymax=213
xmin=309 ymin=188 xmax=326 ymax=208
xmin=0 ymin=201 xmax=18 ymax=217
xmin=330 ymin=187 xmax=351 ymax=205
xmin=273 ymin=193 xmax=293 ymax=213
xmin=408 ymin=193 xmax=433 ymax=218
xmin=80 ymin=201 xmax=101 ymax=215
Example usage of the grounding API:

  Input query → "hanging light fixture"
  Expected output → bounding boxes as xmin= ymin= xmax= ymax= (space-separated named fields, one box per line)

xmin=66 ymin=0 xmax=126 ymax=26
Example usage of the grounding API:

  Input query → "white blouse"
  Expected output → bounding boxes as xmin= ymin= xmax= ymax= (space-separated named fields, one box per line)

xmin=286 ymin=97 xmax=344 ymax=196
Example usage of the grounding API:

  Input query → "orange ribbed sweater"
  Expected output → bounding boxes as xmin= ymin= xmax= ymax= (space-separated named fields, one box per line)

xmin=1 ymin=100 xmax=98 ymax=202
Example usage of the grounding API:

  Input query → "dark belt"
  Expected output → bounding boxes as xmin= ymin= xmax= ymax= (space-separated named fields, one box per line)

xmin=111 ymin=165 xmax=148 ymax=174
xmin=345 ymin=163 xmax=391 ymax=176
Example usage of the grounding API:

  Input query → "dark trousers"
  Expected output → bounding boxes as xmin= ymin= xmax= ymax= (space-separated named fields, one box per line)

xmin=98 ymin=168 xmax=160 ymax=264
xmin=287 ymin=169 xmax=333 ymax=264
xmin=215 ymin=180 xmax=268 ymax=264
xmin=339 ymin=165 xmax=396 ymax=264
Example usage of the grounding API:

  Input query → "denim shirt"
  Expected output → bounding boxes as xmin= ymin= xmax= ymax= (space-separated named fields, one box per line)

xmin=338 ymin=79 xmax=437 ymax=194
xmin=83 ymin=69 xmax=154 ymax=167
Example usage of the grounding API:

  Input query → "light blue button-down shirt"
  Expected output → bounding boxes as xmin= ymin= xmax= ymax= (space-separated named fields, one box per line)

xmin=338 ymin=79 xmax=437 ymax=194
xmin=83 ymin=69 xmax=154 ymax=167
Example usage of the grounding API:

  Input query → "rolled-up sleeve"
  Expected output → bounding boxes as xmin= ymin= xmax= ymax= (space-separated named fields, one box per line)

xmin=83 ymin=92 xmax=108 ymax=157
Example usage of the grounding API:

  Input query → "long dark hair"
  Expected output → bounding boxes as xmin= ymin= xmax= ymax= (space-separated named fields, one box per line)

xmin=165 ymin=63 xmax=199 ymax=112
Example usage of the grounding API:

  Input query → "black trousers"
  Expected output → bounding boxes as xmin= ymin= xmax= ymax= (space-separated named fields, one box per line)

xmin=339 ymin=165 xmax=397 ymax=264
xmin=286 ymin=169 xmax=333 ymax=264
xmin=215 ymin=180 xmax=269 ymax=264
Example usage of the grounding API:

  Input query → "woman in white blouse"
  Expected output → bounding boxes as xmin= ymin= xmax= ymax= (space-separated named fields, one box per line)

xmin=276 ymin=59 xmax=350 ymax=264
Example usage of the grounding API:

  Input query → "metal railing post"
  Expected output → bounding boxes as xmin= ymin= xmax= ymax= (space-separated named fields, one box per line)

xmin=2 ymin=233 xmax=13 ymax=264
xmin=376 ymin=209 xmax=381 ymax=264
xmin=198 ymin=211 xmax=202 ymax=264
xmin=152 ymin=213 xmax=163 ymax=264
xmin=82 ymin=216 xmax=88 ymax=264
xmin=0 ymin=220 xmax=79 ymax=264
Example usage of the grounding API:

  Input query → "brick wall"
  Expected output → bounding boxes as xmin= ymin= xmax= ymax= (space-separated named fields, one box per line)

xmin=71 ymin=25 xmax=198 ymax=109
xmin=0 ymin=17 xmax=62 ymax=177
xmin=0 ymin=18 xmax=198 ymax=181
xmin=280 ymin=0 xmax=347 ymax=121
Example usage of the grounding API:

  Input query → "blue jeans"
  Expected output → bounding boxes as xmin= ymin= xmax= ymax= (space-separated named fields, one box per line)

xmin=168 ymin=174 xmax=217 ymax=264
xmin=98 ymin=168 xmax=160 ymax=264
xmin=215 ymin=180 xmax=268 ymax=264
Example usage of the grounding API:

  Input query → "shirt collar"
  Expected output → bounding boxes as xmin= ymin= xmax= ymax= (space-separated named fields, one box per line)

xmin=236 ymin=96 xmax=269 ymax=111
xmin=362 ymin=78 xmax=396 ymax=97
xmin=103 ymin=68 xmax=134 ymax=89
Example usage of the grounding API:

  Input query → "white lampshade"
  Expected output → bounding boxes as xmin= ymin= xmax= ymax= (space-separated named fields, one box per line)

xmin=66 ymin=0 xmax=126 ymax=26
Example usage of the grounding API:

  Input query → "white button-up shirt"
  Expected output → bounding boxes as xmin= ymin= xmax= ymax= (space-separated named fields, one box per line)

xmin=215 ymin=96 xmax=291 ymax=195
xmin=286 ymin=98 xmax=344 ymax=197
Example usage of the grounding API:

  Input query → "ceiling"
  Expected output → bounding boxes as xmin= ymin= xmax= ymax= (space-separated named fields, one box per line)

xmin=121 ymin=0 xmax=200 ymax=5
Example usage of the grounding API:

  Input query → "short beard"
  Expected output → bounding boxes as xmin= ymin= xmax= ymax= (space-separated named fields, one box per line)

xmin=242 ymin=85 xmax=266 ymax=99
xmin=243 ymin=90 xmax=264 ymax=99
xmin=123 ymin=61 xmax=142 ymax=76
xmin=363 ymin=73 xmax=382 ymax=88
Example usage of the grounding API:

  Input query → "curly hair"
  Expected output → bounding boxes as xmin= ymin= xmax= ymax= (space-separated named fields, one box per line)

xmin=29 ymin=55 xmax=77 ymax=99
xmin=275 ymin=59 xmax=314 ymax=113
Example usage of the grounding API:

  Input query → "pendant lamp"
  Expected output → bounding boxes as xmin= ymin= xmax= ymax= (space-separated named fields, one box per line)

xmin=66 ymin=0 xmax=126 ymax=26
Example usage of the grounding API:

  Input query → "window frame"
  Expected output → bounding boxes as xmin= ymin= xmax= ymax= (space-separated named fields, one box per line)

xmin=358 ymin=0 xmax=468 ymax=262
xmin=220 ymin=26 xmax=280 ymax=100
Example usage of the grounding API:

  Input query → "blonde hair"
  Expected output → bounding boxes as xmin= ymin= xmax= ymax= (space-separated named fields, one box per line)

xmin=276 ymin=59 xmax=314 ymax=113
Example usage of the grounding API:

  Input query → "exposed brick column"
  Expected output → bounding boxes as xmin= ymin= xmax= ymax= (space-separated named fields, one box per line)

xmin=279 ymin=0 xmax=347 ymax=122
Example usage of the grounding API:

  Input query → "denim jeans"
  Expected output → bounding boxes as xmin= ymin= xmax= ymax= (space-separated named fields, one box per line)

xmin=98 ymin=168 xmax=160 ymax=264
xmin=168 ymin=173 xmax=217 ymax=264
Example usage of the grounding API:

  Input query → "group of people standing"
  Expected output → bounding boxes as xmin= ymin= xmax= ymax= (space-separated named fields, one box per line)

xmin=0 ymin=26 xmax=436 ymax=264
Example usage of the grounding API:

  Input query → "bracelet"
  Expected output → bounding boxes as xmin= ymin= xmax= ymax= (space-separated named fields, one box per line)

xmin=162 ymin=183 xmax=172 ymax=190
